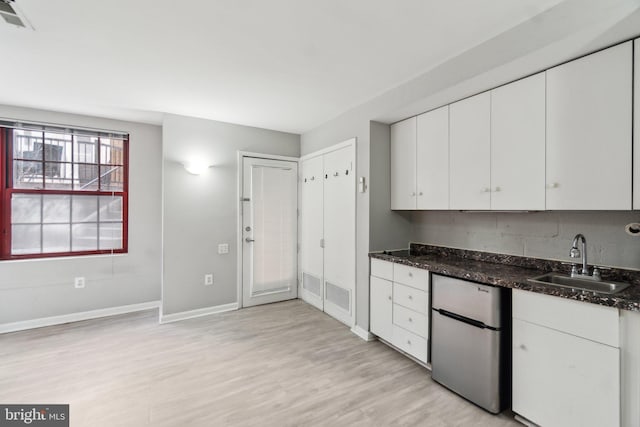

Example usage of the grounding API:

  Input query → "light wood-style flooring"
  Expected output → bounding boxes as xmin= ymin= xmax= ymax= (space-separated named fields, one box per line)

xmin=0 ymin=300 xmax=520 ymax=426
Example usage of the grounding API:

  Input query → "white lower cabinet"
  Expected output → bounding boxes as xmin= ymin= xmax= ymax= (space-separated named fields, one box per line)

xmin=370 ymin=275 xmax=393 ymax=342
xmin=512 ymin=290 xmax=620 ymax=427
xmin=370 ymin=260 xmax=429 ymax=364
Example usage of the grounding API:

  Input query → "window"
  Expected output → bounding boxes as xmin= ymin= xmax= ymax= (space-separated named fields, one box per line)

xmin=0 ymin=122 xmax=128 ymax=259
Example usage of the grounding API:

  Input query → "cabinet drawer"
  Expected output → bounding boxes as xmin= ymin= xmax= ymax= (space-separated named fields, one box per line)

xmin=392 ymin=325 xmax=427 ymax=363
xmin=513 ymin=289 xmax=619 ymax=347
xmin=393 ymin=264 xmax=428 ymax=291
xmin=393 ymin=282 xmax=428 ymax=313
xmin=371 ymin=258 xmax=393 ymax=281
xmin=393 ymin=304 xmax=427 ymax=338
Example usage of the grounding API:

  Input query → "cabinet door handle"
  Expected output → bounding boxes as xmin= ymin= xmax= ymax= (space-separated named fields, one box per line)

xmin=407 ymin=340 xmax=411 ymax=345
xmin=519 ymin=344 xmax=527 ymax=350
xmin=494 ymin=186 xmax=501 ymax=192
xmin=408 ymin=272 xmax=413 ymax=278
xmin=481 ymin=187 xmax=490 ymax=193
xmin=546 ymin=182 xmax=559 ymax=189
xmin=408 ymin=295 xmax=413 ymax=300
xmin=408 ymin=317 xmax=413 ymax=322
xmin=411 ymin=192 xmax=416 ymax=197
xmin=418 ymin=191 xmax=423 ymax=196
xmin=387 ymin=295 xmax=392 ymax=301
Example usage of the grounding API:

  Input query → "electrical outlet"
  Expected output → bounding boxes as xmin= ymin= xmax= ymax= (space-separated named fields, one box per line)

xmin=74 ymin=277 xmax=85 ymax=289
xmin=218 ymin=243 xmax=229 ymax=254
xmin=204 ymin=274 xmax=214 ymax=286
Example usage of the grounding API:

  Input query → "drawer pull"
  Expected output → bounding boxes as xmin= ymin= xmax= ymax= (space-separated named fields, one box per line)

xmin=408 ymin=295 xmax=413 ymax=300
xmin=408 ymin=272 xmax=413 ymax=277
xmin=408 ymin=317 xmax=413 ymax=322
xmin=387 ymin=295 xmax=392 ymax=301
xmin=407 ymin=340 xmax=411 ymax=345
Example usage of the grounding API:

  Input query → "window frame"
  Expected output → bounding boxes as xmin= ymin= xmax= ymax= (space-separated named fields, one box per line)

xmin=1 ymin=126 xmax=129 ymax=260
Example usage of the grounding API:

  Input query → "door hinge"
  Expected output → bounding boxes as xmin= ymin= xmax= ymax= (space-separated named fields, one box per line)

xmin=320 ymin=238 xmax=325 ymax=248
xmin=297 ymin=243 xmax=300 ymax=253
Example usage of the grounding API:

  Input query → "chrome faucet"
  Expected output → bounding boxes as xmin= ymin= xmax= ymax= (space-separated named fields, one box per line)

xmin=569 ymin=233 xmax=588 ymax=276
xmin=569 ymin=234 xmax=601 ymax=280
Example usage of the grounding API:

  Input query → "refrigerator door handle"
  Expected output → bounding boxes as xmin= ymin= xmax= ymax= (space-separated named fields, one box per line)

xmin=434 ymin=308 xmax=498 ymax=331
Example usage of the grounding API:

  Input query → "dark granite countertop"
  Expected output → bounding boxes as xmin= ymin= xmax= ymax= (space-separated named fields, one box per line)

xmin=370 ymin=244 xmax=640 ymax=312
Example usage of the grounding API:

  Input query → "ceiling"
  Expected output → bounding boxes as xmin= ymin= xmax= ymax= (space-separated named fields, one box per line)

xmin=0 ymin=0 xmax=566 ymax=133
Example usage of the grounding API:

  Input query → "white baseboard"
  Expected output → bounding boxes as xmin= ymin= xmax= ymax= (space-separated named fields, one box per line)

xmin=0 ymin=300 xmax=160 ymax=334
xmin=160 ymin=302 xmax=238 ymax=324
xmin=351 ymin=325 xmax=376 ymax=341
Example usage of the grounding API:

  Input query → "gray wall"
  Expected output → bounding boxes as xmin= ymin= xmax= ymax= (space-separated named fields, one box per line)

xmin=162 ymin=114 xmax=300 ymax=316
xmin=412 ymin=211 xmax=640 ymax=270
xmin=369 ymin=121 xmax=413 ymax=252
xmin=0 ymin=105 xmax=162 ymax=324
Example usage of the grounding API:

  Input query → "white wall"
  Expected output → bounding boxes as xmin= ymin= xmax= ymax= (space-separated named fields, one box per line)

xmin=0 ymin=105 xmax=162 ymax=325
xmin=412 ymin=211 xmax=640 ymax=270
xmin=162 ymin=114 xmax=300 ymax=316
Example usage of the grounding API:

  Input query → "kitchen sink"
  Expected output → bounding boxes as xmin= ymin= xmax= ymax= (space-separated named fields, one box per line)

xmin=527 ymin=273 xmax=630 ymax=295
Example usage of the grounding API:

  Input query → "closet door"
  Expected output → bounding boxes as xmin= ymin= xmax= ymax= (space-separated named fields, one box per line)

xmin=300 ymin=155 xmax=324 ymax=310
xmin=323 ymin=144 xmax=356 ymax=326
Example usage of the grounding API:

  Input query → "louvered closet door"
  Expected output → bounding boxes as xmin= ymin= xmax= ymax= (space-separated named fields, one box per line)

xmin=300 ymin=155 xmax=324 ymax=310
xmin=323 ymin=144 xmax=355 ymax=327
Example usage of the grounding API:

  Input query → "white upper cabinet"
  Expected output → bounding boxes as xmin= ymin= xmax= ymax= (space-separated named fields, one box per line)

xmin=390 ymin=117 xmax=417 ymax=210
xmin=417 ymin=106 xmax=449 ymax=209
xmin=546 ymin=41 xmax=633 ymax=210
xmin=635 ymin=39 xmax=640 ymax=210
xmin=449 ymin=92 xmax=491 ymax=210
xmin=491 ymin=73 xmax=546 ymax=210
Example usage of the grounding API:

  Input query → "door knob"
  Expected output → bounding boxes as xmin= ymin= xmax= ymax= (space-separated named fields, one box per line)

xmin=245 ymin=238 xmax=255 ymax=243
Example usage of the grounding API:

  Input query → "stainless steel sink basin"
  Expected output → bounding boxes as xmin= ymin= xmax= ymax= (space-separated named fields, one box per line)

xmin=527 ymin=273 xmax=630 ymax=295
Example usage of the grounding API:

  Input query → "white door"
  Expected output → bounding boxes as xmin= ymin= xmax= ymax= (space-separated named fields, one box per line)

xmin=390 ymin=117 xmax=417 ymax=210
xmin=490 ymin=72 xmax=546 ymax=210
xmin=323 ymin=144 xmax=356 ymax=326
xmin=512 ymin=319 xmax=620 ymax=427
xmin=242 ymin=157 xmax=298 ymax=308
xmin=370 ymin=276 xmax=393 ymax=342
xmin=300 ymin=155 xmax=324 ymax=310
xmin=546 ymin=41 xmax=632 ymax=210
xmin=417 ymin=106 xmax=449 ymax=209
xmin=449 ymin=92 xmax=491 ymax=210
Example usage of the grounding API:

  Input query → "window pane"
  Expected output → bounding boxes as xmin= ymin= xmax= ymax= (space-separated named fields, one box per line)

xmin=13 ymin=130 xmax=43 ymax=160
xmin=73 ymin=136 xmax=98 ymax=164
xmin=74 ymin=164 xmax=99 ymax=191
xmin=43 ymin=224 xmax=70 ymax=253
xmin=100 ymin=138 xmax=125 ymax=165
xmin=11 ymin=194 xmax=41 ymax=223
xmin=99 ymin=222 xmax=122 ymax=250
xmin=72 ymin=223 xmax=98 ymax=251
xmin=13 ymin=160 xmax=43 ymax=189
xmin=99 ymin=196 xmax=123 ymax=221
xmin=43 ymin=132 xmax=70 ymax=161
xmin=12 ymin=224 xmax=41 ymax=254
xmin=100 ymin=165 xmax=124 ymax=191
xmin=43 ymin=195 xmax=71 ymax=223
xmin=43 ymin=162 xmax=73 ymax=190
xmin=72 ymin=195 xmax=98 ymax=222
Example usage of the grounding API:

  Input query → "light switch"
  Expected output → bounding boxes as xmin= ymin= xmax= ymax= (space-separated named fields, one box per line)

xmin=218 ymin=243 xmax=229 ymax=254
